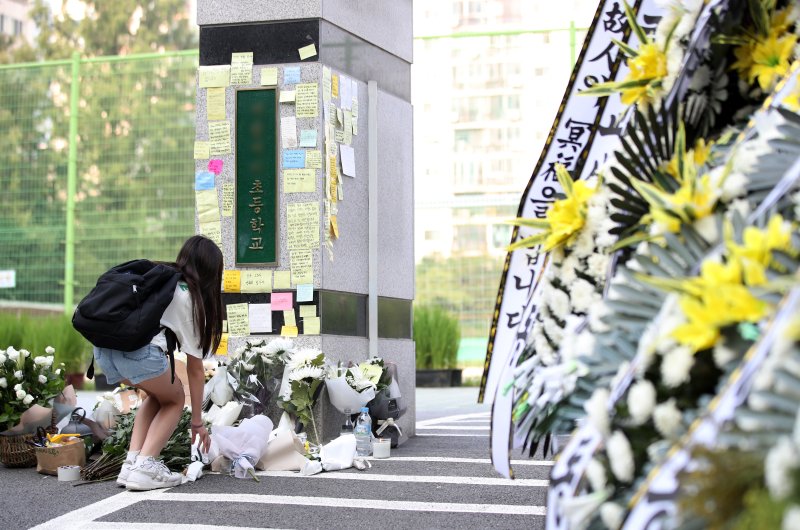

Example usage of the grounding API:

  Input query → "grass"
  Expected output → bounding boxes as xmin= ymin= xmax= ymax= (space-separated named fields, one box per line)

xmin=0 ymin=312 xmax=91 ymax=372
xmin=414 ymin=304 xmax=461 ymax=370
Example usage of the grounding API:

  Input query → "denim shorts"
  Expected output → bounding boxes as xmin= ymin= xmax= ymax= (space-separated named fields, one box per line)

xmin=93 ymin=343 xmax=168 ymax=385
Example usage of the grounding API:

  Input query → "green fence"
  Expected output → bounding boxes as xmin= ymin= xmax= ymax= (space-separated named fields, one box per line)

xmin=0 ymin=50 xmax=199 ymax=311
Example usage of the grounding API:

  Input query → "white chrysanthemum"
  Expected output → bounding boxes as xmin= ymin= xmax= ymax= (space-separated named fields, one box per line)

xmin=560 ymin=255 xmax=579 ymax=285
xmin=628 ymin=380 xmax=657 ymax=425
xmin=230 ymin=345 xmax=245 ymax=360
xmin=693 ymin=215 xmax=718 ymax=243
xmin=587 ymin=253 xmax=610 ymax=280
xmin=783 ymin=506 xmax=800 ymax=530
xmin=575 ymin=331 xmax=595 ymax=357
xmin=661 ymin=346 xmax=694 ymax=388
xmin=653 ymin=398 xmax=683 ymax=439
xmin=712 ymin=341 xmax=737 ymax=368
xmin=241 ymin=362 xmax=255 ymax=372
xmin=572 ymin=228 xmax=596 ymax=258
xmin=570 ymin=279 xmax=597 ymax=313
xmin=286 ymin=348 xmax=323 ymax=371
xmin=14 ymin=370 xmax=23 ymax=380
xmin=543 ymin=316 xmax=564 ymax=343
xmin=0 ymin=377 xmax=6 ymax=388
xmin=22 ymin=394 xmax=33 ymax=405
xmin=585 ymin=458 xmax=607 ymax=492
xmin=45 ymin=346 xmax=55 ymax=355
xmin=600 ymin=502 xmax=625 ymax=530
xmin=584 ymin=388 xmax=610 ymax=437
xmin=7 ymin=347 xmax=19 ymax=361
xmin=16 ymin=389 xmax=26 ymax=399
xmin=346 ymin=366 xmax=376 ymax=391
xmin=38 ymin=374 xmax=47 ymax=385
xmin=765 ymin=437 xmax=798 ymax=499
xmin=265 ymin=338 xmax=294 ymax=357
xmin=588 ymin=301 xmax=611 ymax=333
xmin=595 ymin=222 xmax=618 ymax=249
xmin=289 ymin=365 xmax=326 ymax=382
xmin=547 ymin=287 xmax=571 ymax=321
xmin=607 ymin=430 xmax=635 ymax=483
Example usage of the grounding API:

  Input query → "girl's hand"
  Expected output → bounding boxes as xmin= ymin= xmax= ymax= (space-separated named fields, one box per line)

xmin=191 ymin=424 xmax=211 ymax=452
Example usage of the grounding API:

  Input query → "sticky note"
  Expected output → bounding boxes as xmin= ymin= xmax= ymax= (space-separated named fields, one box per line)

xmin=323 ymin=66 xmax=332 ymax=103
xmin=283 ymin=310 xmax=296 ymax=327
xmin=283 ymin=149 xmax=306 ymax=169
xmin=221 ymin=183 xmax=234 ymax=217
xmin=287 ymin=202 xmax=320 ymax=250
xmin=215 ymin=333 xmax=228 ymax=355
xmin=340 ymin=145 xmax=355 ymax=178
xmin=340 ymin=75 xmax=351 ymax=110
xmin=343 ymin=111 xmax=353 ymax=145
xmin=226 ymin=303 xmax=250 ymax=336
xmin=249 ymin=303 xmax=272 ymax=333
xmin=273 ymin=271 xmax=291 ymax=289
xmin=280 ymin=90 xmax=296 ymax=103
xmin=284 ymin=169 xmax=315 ymax=193
xmin=230 ymin=52 xmax=253 ymax=85
xmin=334 ymin=129 xmax=345 ymax=144
xmin=194 ymin=141 xmax=210 ymax=159
xmin=299 ymin=129 xmax=317 ymax=147
xmin=199 ymin=65 xmax=230 ymax=88
xmin=271 ymin=292 xmax=293 ymax=311
xmin=332 ymin=74 xmax=339 ymax=97
xmin=206 ymin=87 xmax=226 ymax=121
xmin=260 ymin=67 xmax=278 ymax=86
xmin=299 ymin=43 xmax=317 ymax=60
xmin=195 ymin=170 xmax=215 ymax=191
xmin=241 ymin=270 xmax=272 ymax=293
xmin=297 ymin=285 xmax=314 ymax=303
xmin=306 ymin=150 xmax=322 ymax=169
xmin=208 ymin=159 xmax=223 ymax=175
xmin=222 ymin=320 xmax=228 ymax=333
xmin=196 ymin=190 xmax=220 ymax=223
xmin=209 ymin=121 xmax=231 ymax=155
xmin=303 ymin=317 xmax=320 ymax=335
xmin=330 ymin=215 xmax=339 ymax=238
xmin=284 ymin=66 xmax=301 ymax=84
xmin=281 ymin=325 xmax=299 ymax=337
xmin=295 ymin=83 xmax=319 ymax=118
xmin=223 ymin=270 xmax=241 ymax=293
xmin=281 ymin=116 xmax=297 ymax=148
xmin=299 ymin=303 xmax=316 ymax=317
xmin=199 ymin=220 xmax=222 ymax=246
xmin=290 ymin=249 xmax=313 ymax=284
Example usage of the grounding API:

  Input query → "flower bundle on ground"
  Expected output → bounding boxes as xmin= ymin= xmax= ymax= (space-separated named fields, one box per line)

xmin=0 ymin=345 xmax=64 ymax=433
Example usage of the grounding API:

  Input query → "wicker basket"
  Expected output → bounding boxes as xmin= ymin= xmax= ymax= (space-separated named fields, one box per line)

xmin=0 ymin=433 xmax=37 ymax=468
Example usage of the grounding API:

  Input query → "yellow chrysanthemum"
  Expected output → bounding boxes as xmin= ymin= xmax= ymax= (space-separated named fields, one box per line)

xmin=784 ymin=83 xmax=800 ymax=111
xmin=728 ymin=215 xmax=793 ymax=285
xmin=647 ymin=173 xmax=716 ymax=232
xmin=621 ymin=43 xmax=668 ymax=106
xmin=664 ymin=139 xmax=713 ymax=179
xmin=749 ymin=34 xmax=798 ymax=91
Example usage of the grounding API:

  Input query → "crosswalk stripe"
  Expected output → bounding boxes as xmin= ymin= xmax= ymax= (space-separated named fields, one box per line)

xmin=254 ymin=470 xmax=549 ymax=487
xmin=416 ymin=412 xmax=491 ymax=427
xmin=416 ymin=425 xmax=491 ymax=430
xmin=416 ymin=433 xmax=489 ymax=437
xmin=368 ymin=456 xmax=554 ymax=466
xmin=80 ymin=524 xmax=279 ymax=530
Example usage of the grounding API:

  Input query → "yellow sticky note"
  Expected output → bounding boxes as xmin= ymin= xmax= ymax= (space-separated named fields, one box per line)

xmin=274 ymin=270 xmax=291 ymax=289
xmin=199 ymin=65 xmax=230 ymax=88
xmin=299 ymin=43 xmax=317 ymax=60
xmin=280 ymin=90 xmax=296 ymax=103
xmin=303 ymin=317 xmax=320 ymax=335
xmin=221 ymin=183 xmax=234 ymax=217
xmin=306 ymin=150 xmax=322 ymax=169
xmin=223 ymin=270 xmax=241 ymax=293
xmin=194 ymin=141 xmax=210 ymax=159
xmin=207 ymin=87 xmax=226 ymax=121
xmin=290 ymin=249 xmax=313 ymax=285
xmin=295 ymin=83 xmax=318 ymax=118
xmin=241 ymin=270 xmax=272 ymax=293
xmin=284 ymin=169 xmax=315 ymax=193
xmin=283 ymin=310 xmax=296 ymax=327
xmin=299 ymin=304 xmax=317 ymax=318
xmin=286 ymin=202 xmax=320 ymax=250
xmin=196 ymin=189 xmax=220 ymax=223
xmin=281 ymin=325 xmax=299 ymax=337
xmin=330 ymin=215 xmax=339 ymax=238
xmin=199 ymin=220 xmax=222 ymax=247
xmin=226 ymin=303 xmax=250 ymax=336
xmin=230 ymin=52 xmax=253 ymax=85
xmin=261 ymin=67 xmax=278 ymax=86
xmin=209 ymin=121 xmax=231 ymax=155
xmin=222 ymin=319 xmax=228 ymax=333
xmin=215 ymin=333 xmax=229 ymax=355
xmin=332 ymin=74 xmax=339 ymax=98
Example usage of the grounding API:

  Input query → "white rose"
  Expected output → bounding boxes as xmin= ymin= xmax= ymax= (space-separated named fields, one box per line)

xmin=22 ymin=394 xmax=33 ymax=405
xmin=16 ymin=389 xmax=26 ymax=399
xmin=661 ymin=346 xmax=694 ymax=388
xmin=584 ymin=388 xmax=610 ymax=437
xmin=34 ymin=356 xmax=47 ymax=366
xmin=628 ymin=380 xmax=656 ymax=425
xmin=45 ymin=356 xmax=54 ymax=367
xmin=21 ymin=349 xmax=30 ymax=358
xmin=14 ymin=370 xmax=23 ymax=380
xmin=45 ymin=346 xmax=55 ymax=355
xmin=0 ymin=352 xmax=6 ymax=363
xmin=653 ymin=398 xmax=683 ymax=439
xmin=38 ymin=375 xmax=47 ymax=385
xmin=0 ymin=377 xmax=6 ymax=388
xmin=607 ymin=430 xmax=635 ymax=483
xmin=600 ymin=502 xmax=625 ymax=530
xmin=14 ymin=383 xmax=22 ymax=392
xmin=55 ymin=369 xmax=62 ymax=376
xmin=7 ymin=347 xmax=19 ymax=361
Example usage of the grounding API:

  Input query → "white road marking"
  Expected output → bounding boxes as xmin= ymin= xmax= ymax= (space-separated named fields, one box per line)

xmin=416 ymin=412 xmax=492 ymax=427
xmin=368 ymin=456 xmax=554 ymax=466
xmin=416 ymin=425 xmax=491 ymax=430
xmin=80 ymin=524 xmax=279 ymax=530
xmin=30 ymin=491 xmax=152 ymax=530
xmin=416 ymin=433 xmax=489 ymax=437
xmin=254 ymin=470 xmax=548 ymax=487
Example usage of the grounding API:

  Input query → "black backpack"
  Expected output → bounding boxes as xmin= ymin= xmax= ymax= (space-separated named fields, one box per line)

xmin=73 ymin=259 xmax=183 ymax=383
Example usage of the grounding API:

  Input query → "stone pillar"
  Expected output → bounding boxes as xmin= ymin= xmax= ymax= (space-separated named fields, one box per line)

xmin=195 ymin=1 xmax=415 ymax=443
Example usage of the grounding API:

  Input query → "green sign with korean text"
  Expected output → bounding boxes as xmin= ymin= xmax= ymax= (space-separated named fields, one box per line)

xmin=235 ymin=88 xmax=279 ymax=266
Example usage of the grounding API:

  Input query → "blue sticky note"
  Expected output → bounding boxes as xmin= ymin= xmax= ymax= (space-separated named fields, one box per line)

xmin=284 ymin=67 xmax=301 ymax=84
xmin=194 ymin=171 xmax=215 ymax=190
xmin=283 ymin=150 xmax=306 ymax=169
xmin=299 ymin=129 xmax=317 ymax=147
xmin=297 ymin=284 xmax=313 ymax=302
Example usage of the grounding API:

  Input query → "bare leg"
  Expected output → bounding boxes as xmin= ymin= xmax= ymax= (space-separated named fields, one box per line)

xmin=129 ymin=394 xmax=160 ymax=452
xmin=134 ymin=371 xmax=185 ymax=457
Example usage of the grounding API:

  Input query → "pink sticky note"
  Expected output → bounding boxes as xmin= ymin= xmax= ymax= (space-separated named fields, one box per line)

xmin=208 ymin=159 xmax=223 ymax=175
xmin=270 ymin=292 xmax=293 ymax=311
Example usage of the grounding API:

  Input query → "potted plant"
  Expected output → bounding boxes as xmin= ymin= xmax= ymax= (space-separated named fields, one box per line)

xmin=414 ymin=305 xmax=462 ymax=387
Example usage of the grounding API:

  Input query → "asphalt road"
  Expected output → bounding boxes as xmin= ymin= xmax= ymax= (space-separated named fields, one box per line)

xmin=1 ymin=388 xmax=550 ymax=529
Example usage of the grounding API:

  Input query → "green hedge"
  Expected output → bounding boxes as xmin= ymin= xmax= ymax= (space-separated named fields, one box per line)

xmin=0 ymin=313 xmax=91 ymax=373
xmin=414 ymin=305 xmax=461 ymax=369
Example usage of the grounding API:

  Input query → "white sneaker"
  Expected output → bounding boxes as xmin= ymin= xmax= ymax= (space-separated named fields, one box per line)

xmin=125 ymin=457 xmax=182 ymax=491
xmin=116 ymin=461 xmax=133 ymax=487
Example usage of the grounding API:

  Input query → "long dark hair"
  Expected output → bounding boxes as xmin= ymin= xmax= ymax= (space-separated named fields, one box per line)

xmin=173 ymin=235 xmax=223 ymax=356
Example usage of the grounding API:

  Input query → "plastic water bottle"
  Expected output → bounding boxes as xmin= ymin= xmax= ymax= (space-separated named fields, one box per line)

xmin=341 ymin=408 xmax=354 ymax=436
xmin=354 ymin=407 xmax=372 ymax=456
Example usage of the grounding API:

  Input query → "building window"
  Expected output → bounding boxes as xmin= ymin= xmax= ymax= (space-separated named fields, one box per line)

xmin=13 ymin=19 xmax=22 ymax=36
xmin=0 ymin=15 xmax=5 ymax=34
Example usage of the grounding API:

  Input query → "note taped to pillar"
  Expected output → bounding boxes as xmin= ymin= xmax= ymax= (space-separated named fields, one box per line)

xmin=235 ymin=88 xmax=279 ymax=266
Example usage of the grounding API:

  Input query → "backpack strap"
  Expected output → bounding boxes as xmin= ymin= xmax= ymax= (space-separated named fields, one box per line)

xmin=164 ymin=327 xmax=181 ymax=384
xmin=86 ymin=357 xmax=95 ymax=380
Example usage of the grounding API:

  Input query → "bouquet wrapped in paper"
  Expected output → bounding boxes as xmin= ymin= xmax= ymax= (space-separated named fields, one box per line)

xmin=228 ymin=338 xmax=292 ymax=417
xmin=211 ymin=415 xmax=274 ymax=479
xmin=325 ymin=357 xmax=388 ymax=413
xmin=278 ymin=348 xmax=327 ymax=443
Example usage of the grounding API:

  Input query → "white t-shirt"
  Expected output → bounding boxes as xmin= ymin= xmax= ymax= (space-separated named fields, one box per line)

xmin=151 ymin=282 xmax=205 ymax=359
